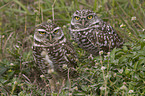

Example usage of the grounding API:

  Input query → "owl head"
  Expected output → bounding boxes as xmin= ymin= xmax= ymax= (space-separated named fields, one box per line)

xmin=34 ymin=22 xmax=65 ymax=47
xmin=71 ymin=9 xmax=101 ymax=29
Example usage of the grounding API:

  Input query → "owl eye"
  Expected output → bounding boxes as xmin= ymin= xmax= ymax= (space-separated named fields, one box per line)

xmin=87 ymin=15 xmax=93 ymax=19
xmin=54 ymin=30 xmax=59 ymax=33
xmin=75 ymin=16 xmax=80 ymax=20
xmin=39 ymin=31 xmax=46 ymax=34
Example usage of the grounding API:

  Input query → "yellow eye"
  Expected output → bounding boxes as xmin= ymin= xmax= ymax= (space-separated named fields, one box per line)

xmin=54 ymin=30 xmax=58 ymax=33
xmin=39 ymin=31 xmax=46 ymax=34
xmin=87 ymin=15 xmax=93 ymax=19
xmin=75 ymin=16 xmax=80 ymax=20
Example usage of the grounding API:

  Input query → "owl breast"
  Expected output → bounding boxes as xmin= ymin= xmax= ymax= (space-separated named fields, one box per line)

xmin=33 ymin=43 xmax=77 ymax=78
xmin=70 ymin=24 xmax=123 ymax=55
xmin=33 ymin=46 xmax=52 ymax=78
xmin=72 ymin=29 xmax=99 ymax=56
xmin=49 ymin=44 xmax=78 ymax=77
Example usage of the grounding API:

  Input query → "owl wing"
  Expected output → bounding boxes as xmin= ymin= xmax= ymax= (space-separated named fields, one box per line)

xmin=93 ymin=21 xmax=124 ymax=52
xmin=33 ymin=46 xmax=44 ymax=68
xmin=63 ymin=40 xmax=78 ymax=68
xmin=33 ymin=46 xmax=52 ymax=79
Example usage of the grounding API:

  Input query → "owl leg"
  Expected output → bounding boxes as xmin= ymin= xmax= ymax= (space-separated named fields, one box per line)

xmin=49 ymin=76 xmax=66 ymax=94
xmin=58 ymin=78 xmax=66 ymax=95
xmin=49 ymin=78 xmax=56 ymax=93
xmin=88 ymin=54 xmax=94 ymax=60
xmin=48 ymin=73 xmax=59 ymax=93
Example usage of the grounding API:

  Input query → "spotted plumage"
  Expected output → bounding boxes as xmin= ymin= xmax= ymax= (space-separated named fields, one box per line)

xmin=70 ymin=9 xmax=124 ymax=56
xmin=33 ymin=22 xmax=78 ymax=82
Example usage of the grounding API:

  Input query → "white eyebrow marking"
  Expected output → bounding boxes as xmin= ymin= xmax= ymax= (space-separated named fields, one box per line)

xmin=37 ymin=29 xmax=46 ymax=31
xmin=53 ymin=27 xmax=61 ymax=31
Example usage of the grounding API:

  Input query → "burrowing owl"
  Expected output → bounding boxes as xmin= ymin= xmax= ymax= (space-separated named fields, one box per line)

xmin=33 ymin=22 xmax=78 ymax=92
xmin=70 ymin=9 xmax=124 ymax=56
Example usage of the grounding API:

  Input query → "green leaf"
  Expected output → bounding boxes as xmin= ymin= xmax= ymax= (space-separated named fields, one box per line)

xmin=110 ymin=48 xmax=116 ymax=60
xmin=134 ymin=61 xmax=138 ymax=71
xmin=115 ymin=52 xmax=125 ymax=57
xmin=118 ymin=55 xmax=128 ymax=63
xmin=125 ymin=67 xmax=130 ymax=75
xmin=123 ymin=46 xmax=128 ymax=53
xmin=0 ymin=66 xmax=7 ymax=75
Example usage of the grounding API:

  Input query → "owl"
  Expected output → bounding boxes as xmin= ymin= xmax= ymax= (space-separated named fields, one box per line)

xmin=69 ymin=9 xmax=124 ymax=56
xmin=33 ymin=22 xmax=78 ymax=92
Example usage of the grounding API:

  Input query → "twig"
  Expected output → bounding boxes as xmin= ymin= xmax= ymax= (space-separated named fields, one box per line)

xmin=0 ymin=81 xmax=10 ymax=95
xmin=2 ymin=32 xmax=14 ymax=54
xmin=68 ymin=69 xmax=71 ymax=95
xmin=22 ymin=74 xmax=31 ymax=83
xmin=58 ymin=79 xmax=65 ymax=96
xmin=82 ymin=77 xmax=94 ymax=84
xmin=0 ymin=1 xmax=13 ymax=9
xmin=52 ymin=0 xmax=57 ymax=21
xmin=41 ymin=7 xmax=43 ymax=22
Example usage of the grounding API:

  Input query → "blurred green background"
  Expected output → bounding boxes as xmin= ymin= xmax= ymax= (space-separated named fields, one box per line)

xmin=0 ymin=0 xmax=145 ymax=95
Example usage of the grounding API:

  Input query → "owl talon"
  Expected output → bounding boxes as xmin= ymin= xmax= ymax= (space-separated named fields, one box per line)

xmin=88 ymin=54 xmax=94 ymax=60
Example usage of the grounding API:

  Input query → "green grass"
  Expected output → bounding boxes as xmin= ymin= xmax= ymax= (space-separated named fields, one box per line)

xmin=0 ymin=0 xmax=145 ymax=95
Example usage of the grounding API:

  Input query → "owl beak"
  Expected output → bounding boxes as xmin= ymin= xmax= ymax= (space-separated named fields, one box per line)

xmin=49 ymin=34 xmax=52 ymax=41
xmin=82 ymin=19 xmax=85 ymax=26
